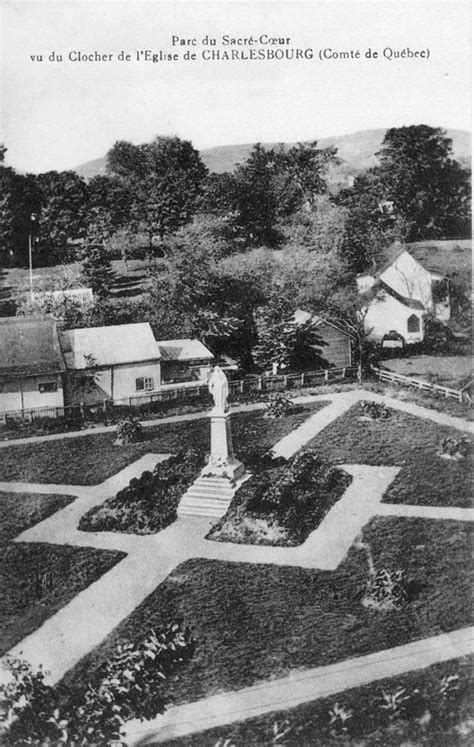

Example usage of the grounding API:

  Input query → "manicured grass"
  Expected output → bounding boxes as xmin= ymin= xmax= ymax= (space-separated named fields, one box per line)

xmin=383 ymin=355 xmax=472 ymax=389
xmin=0 ymin=403 xmax=328 ymax=485
xmin=306 ymin=403 xmax=472 ymax=507
xmin=165 ymin=656 xmax=473 ymax=746
xmin=0 ymin=491 xmax=75 ymax=543
xmin=0 ymin=491 xmax=125 ymax=655
xmin=62 ymin=517 xmax=472 ymax=707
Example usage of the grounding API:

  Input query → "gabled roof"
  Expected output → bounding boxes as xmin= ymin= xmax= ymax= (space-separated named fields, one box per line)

xmin=375 ymin=280 xmax=425 ymax=310
xmin=0 ymin=316 xmax=65 ymax=377
xmin=155 ymin=339 xmax=214 ymax=362
xmin=60 ymin=323 xmax=161 ymax=368
xmin=292 ymin=309 xmax=354 ymax=337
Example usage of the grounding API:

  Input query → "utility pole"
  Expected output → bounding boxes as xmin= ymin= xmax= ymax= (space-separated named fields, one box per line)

xmin=29 ymin=213 xmax=36 ymax=301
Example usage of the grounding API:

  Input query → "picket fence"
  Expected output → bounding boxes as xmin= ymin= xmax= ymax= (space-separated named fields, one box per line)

xmin=0 ymin=365 xmax=360 ymax=425
xmin=371 ymin=365 xmax=471 ymax=403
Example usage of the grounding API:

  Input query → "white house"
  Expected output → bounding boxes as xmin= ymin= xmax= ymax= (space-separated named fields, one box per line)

xmin=59 ymin=325 xmax=214 ymax=405
xmin=0 ymin=317 xmax=66 ymax=417
xmin=60 ymin=323 xmax=162 ymax=404
xmin=356 ymin=241 xmax=464 ymax=344
xmin=362 ymin=281 xmax=425 ymax=344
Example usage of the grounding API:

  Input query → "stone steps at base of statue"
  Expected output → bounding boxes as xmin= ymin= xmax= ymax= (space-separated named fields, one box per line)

xmin=177 ymin=474 xmax=250 ymax=518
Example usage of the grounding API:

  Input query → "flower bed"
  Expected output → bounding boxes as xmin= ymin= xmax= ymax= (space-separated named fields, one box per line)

xmin=208 ymin=450 xmax=351 ymax=546
xmin=79 ymin=450 xmax=204 ymax=534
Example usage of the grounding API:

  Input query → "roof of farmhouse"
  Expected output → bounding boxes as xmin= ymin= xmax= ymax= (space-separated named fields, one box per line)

xmin=155 ymin=339 xmax=214 ymax=362
xmin=0 ymin=316 xmax=66 ymax=377
xmin=371 ymin=239 xmax=472 ymax=280
xmin=59 ymin=323 xmax=161 ymax=368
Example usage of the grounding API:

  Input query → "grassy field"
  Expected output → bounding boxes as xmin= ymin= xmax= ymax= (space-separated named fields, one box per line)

xmin=0 ymin=491 xmax=125 ymax=655
xmin=383 ymin=355 xmax=472 ymax=389
xmin=166 ymin=656 xmax=473 ymax=746
xmin=0 ymin=403 xmax=327 ymax=485
xmin=306 ymin=403 xmax=472 ymax=507
xmin=62 ymin=517 xmax=472 ymax=707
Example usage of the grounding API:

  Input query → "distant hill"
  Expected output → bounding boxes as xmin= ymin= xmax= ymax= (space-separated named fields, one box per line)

xmin=74 ymin=127 xmax=471 ymax=190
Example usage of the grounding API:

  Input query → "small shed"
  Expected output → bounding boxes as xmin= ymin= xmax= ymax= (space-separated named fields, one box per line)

xmin=155 ymin=339 xmax=214 ymax=384
xmin=293 ymin=310 xmax=353 ymax=368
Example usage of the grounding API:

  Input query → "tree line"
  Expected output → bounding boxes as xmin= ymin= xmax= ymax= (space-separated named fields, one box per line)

xmin=1 ymin=126 xmax=471 ymax=372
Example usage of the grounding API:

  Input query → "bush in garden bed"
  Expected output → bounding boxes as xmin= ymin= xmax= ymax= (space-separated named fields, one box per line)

xmin=79 ymin=449 xmax=205 ymax=534
xmin=1 ymin=623 xmax=195 ymax=745
xmin=208 ymin=449 xmax=351 ymax=546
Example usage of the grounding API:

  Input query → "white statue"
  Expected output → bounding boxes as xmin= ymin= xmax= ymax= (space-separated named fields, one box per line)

xmin=208 ymin=365 xmax=229 ymax=412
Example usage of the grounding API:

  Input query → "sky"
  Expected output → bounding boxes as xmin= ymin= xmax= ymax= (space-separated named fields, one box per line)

xmin=1 ymin=0 xmax=471 ymax=174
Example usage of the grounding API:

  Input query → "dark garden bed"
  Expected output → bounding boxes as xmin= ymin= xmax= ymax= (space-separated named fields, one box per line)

xmin=208 ymin=450 xmax=351 ymax=546
xmin=79 ymin=450 xmax=204 ymax=534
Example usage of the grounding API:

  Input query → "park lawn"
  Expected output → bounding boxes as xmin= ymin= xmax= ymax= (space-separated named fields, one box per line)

xmin=62 ymin=517 xmax=472 ymax=707
xmin=0 ymin=402 xmax=328 ymax=485
xmin=383 ymin=355 xmax=472 ymax=390
xmin=306 ymin=403 xmax=472 ymax=507
xmin=0 ymin=491 xmax=125 ymax=655
xmin=0 ymin=490 xmax=75 ymax=543
xmin=165 ymin=656 xmax=473 ymax=746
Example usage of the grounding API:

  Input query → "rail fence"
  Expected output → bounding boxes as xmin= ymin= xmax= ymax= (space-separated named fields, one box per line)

xmin=0 ymin=365 xmax=360 ymax=425
xmin=371 ymin=365 xmax=471 ymax=403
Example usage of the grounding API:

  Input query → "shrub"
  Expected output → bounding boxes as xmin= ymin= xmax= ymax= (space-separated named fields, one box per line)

xmin=360 ymin=400 xmax=392 ymax=420
xmin=79 ymin=449 xmax=204 ymax=534
xmin=438 ymin=435 xmax=470 ymax=460
xmin=209 ymin=450 xmax=351 ymax=546
xmin=362 ymin=568 xmax=409 ymax=611
xmin=1 ymin=623 xmax=195 ymax=745
xmin=264 ymin=392 xmax=295 ymax=419
xmin=114 ymin=416 xmax=143 ymax=445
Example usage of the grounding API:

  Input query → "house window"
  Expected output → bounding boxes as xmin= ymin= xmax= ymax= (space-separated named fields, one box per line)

xmin=407 ymin=314 xmax=420 ymax=333
xmin=38 ymin=381 xmax=58 ymax=393
xmin=136 ymin=377 xmax=154 ymax=392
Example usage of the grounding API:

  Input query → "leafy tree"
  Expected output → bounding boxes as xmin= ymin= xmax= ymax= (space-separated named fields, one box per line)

xmin=280 ymin=196 xmax=347 ymax=254
xmin=376 ymin=125 xmax=471 ymax=241
xmin=1 ymin=623 xmax=195 ymax=744
xmin=337 ymin=169 xmax=409 ymax=273
xmin=272 ymin=141 xmax=338 ymax=213
xmin=253 ymin=295 xmax=326 ymax=372
xmin=230 ymin=141 xmax=338 ymax=248
xmin=79 ymin=224 xmax=115 ymax=297
xmin=34 ymin=171 xmax=89 ymax=263
xmin=86 ymin=174 xmax=132 ymax=236
xmin=0 ymin=168 xmax=41 ymax=266
xmin=231 ymin=143 xmax=282 ymax=247
xmin=107 ymin=135 xmax=208 ymax=249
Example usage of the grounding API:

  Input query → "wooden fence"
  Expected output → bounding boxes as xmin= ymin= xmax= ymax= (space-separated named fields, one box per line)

xmin=371 ymin=365 xmax=471 ymax=403
xmin=0 ymin=365 xmax=360 ymax=425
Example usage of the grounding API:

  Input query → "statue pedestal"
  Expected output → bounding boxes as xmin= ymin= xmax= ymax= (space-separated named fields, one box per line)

xmin=200 ymin=409 xmax=244 ymax=483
